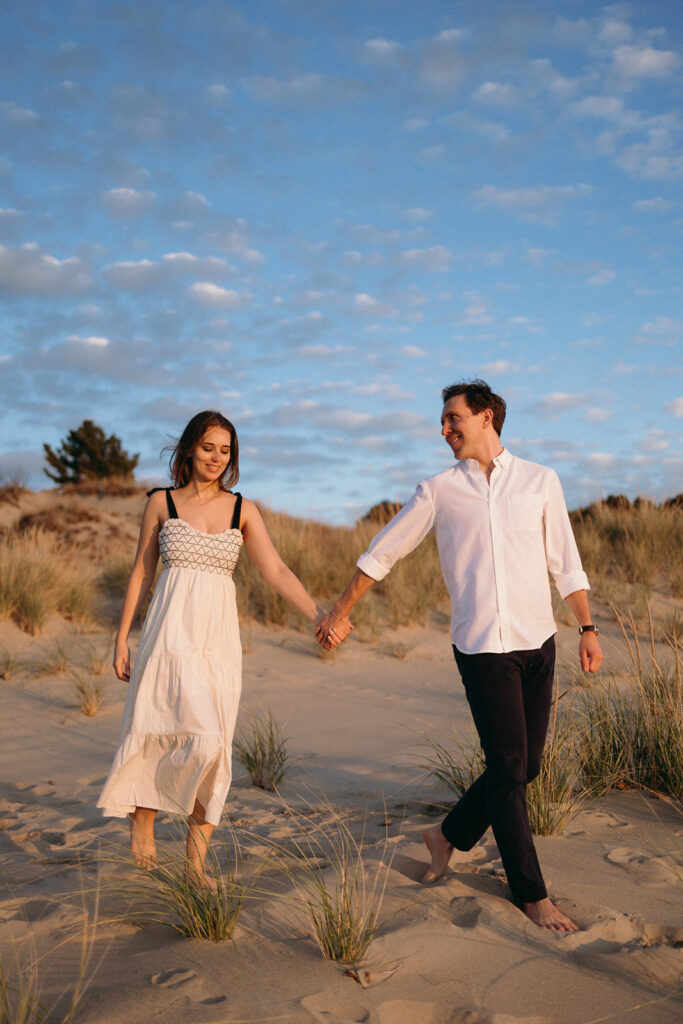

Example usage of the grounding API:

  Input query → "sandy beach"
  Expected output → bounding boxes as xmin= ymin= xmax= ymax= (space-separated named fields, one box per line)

xmin=0 ymin=489 xmax=681 ymax=1024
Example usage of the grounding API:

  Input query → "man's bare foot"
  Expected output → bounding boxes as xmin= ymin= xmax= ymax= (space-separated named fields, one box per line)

xmin=421 ymin=824 xmax=454 ymax=884
xmin=522 ymin=897 xmax=579 ymax=932
xmin=129 ymin=812 xmax=156 ymax=869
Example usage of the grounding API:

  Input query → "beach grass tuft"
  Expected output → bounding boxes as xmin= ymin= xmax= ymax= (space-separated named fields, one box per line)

xmin=234 ymin=709 xmax=291 ymax=791
xmin=70 ymin=670 xmax=104 ymax=717
xmin=580 ymin=607 xmax=683 ymax=800
xmin=30 ymin=640 xmax=70 ymax=676
xmin=265 ymin=801 xmax=393 ymax=965
xmin=0 ymin=529 xmax=96 ymax=634
xmin=0 ymin=643 xmax=22 ymax=681
xmin=0 ymin=900 xmax=96 ymax=1024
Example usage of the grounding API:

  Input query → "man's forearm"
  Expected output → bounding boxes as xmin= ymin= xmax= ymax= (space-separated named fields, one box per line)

xmin=564 ymin=589 xmax=594 ymax=626
xmin=332 ymin=568 xmax=376 ymax=619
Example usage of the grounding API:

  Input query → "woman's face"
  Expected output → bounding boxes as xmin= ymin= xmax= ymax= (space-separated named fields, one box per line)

xmin=190 ymin=426 xmax=232 ymax=484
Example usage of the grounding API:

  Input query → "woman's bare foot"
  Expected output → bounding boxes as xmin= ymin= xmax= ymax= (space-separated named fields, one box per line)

xmin=422 ymin=824 xmax=454 ymax=884
xmin=129 ymin=809 xmax=157 ymax=868
xmin=523 ymin=897 xmax=579 ymax=931
xmin=184 ymin=865 xmax=219 ymax=892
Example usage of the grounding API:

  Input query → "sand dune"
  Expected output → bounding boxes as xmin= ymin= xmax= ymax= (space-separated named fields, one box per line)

xmin=0 ymin=490 xmax=681 ymax=1023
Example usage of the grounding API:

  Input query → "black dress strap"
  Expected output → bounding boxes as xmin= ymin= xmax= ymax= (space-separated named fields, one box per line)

xmin=145 ymin=487 xmax=178 ymax=518
xmin=230 ymin=492 xmax=243 ymax=531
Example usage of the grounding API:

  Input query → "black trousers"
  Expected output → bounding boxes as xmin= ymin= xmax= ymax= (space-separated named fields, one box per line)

xmin=440 ymin=635 xmax=555 ymax=905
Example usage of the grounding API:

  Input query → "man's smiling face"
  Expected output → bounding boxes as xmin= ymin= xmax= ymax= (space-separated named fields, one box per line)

xmin=440 ymin=394 xmax=490 ymax=462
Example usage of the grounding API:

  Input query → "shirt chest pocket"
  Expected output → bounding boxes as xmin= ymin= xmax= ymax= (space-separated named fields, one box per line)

xmin=507 ymin=494 xmax=544 ymax=532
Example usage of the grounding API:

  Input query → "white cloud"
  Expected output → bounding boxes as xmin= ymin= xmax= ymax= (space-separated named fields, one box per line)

xmin=481 ymin=360 xmax=513 ymax=374
xmin=396 ymin=245 xmax=451 ymax=271
xmin=586 ymin=407 xmax=612 ymax=422
xmin=535 ymin=393 xmax=587 ymax=415
xmin=0 ymin=243 xmax=90 ymax=295
xmin=568 ymin=95 xmax=624 ymax=119
xmin=105 ymin=258 xmax=159 ymax=289
xmin=632 ymin=316 xmax=681 ymax=345
xmin=404 ymin=207 xmax=433 ymax=221
xmin=460 ymin=294 xmax=493 ymax=325
xmin=587 ymin=267 xmax=616 ymax=286
xmin=68 ymin=334 xmax=109 ymax=347
xmin=364 ymin=38 xmax=402 ymax=58
xmin=189 ymin=282 xmax=250 ymax=308
xmin=612 ymin=45 xmax=681 ymax=81
xmin=207 ymin=84 xmax=230 ymax=101
xmin=474 ymin=184 xmax=592 ymax=221
xmin=632 ymin=197 xmax=672 ymax=212
xmin=637 ymin=430 xmax=669 ymax=453
xmin=401 ymin=345 xmax=426 ymax=358
xmin=664 ymin=397 xmax=683 ymax=418
xmin=586 ymin=452 xmax=618 ymax=470
xmin=1 ymin=101 xmax=38 ymax=123
xmin=102 ymin=187 xmax=155 ymax=216
xmin=473 ymin=82 xmax=519 ymax=105
xmin=353 ymin=293 xmax=393 ymax=316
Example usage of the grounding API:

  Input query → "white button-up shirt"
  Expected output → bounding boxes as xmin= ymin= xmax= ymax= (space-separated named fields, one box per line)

xmin=356 ymin=449 xmax=589 ymax=654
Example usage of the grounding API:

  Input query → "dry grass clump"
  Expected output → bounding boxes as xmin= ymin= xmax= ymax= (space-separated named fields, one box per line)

xmin=59 ymin=476 xmax=146 ymax=498
xmin=0 ymin=529 xmax=96 ymax=634
xmin=70 ymin=670 xmax=104 ymax=717
xmin=234 ymin=710 xmax=291 ymax=791
xmin=0 ymin=903 xmax=96 ymax=1024
xmin=267 ymin=803 xmax=392 ymax=964
xmin=572 ymin=500 xmax=683 ymax=597
xmin=0 ymin=471 xmax=29 ymax=506
xmin=0 ymin=643 xmax=22 ymax=680
xmin=580 ymin=608 xmax=683 ymax=800
xmin=30 ymin=640 xmax=70 ymax=676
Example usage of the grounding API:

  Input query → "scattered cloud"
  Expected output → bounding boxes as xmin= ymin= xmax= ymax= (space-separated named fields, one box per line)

xmin=101 ymin=187 xmax=155 ymax=216
xmin=188 ymin=282 xmax=251 ymax=308
xmin=665 ymin=397 xmax=683 ymax=418
xmin=534 ymin=393 xmax=587 ymax=416
xmin=474 ymin=183 xmax=593 ymax=221
xmin=0 ymin=243 xmax=90 ymax=296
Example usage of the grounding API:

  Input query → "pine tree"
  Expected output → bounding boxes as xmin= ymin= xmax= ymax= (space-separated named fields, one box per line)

xmin=43 ymin=420 xmax=139 ymax=484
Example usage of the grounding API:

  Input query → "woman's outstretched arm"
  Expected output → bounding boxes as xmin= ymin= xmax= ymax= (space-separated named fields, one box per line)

xmin=240 ymin=499 xmax=326 ymax=626
xmin=113 ymin=492 xmax=164 ymax=681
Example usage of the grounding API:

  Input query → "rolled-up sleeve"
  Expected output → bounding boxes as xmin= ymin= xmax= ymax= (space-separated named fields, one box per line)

xmin=543 ymin=470 xmax=590 ymax=598
xmin=356 ymin=483 xmax=436 ymax=581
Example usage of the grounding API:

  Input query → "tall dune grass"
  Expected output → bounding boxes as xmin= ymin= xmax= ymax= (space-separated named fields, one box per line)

xmin=0 ymin=528 xmax=95 ymax=634
xmin=572 ymin=501 xmax=682 ymax=597
xmin=580 ymin=608 xmax=683 ymax=799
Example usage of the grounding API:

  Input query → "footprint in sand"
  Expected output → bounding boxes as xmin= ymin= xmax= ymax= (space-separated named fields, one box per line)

xmin=377 ymin=1001 xmax=461 ymax=1024
xmin=301 ymin=992 xmax=369 ymax=1023
xmin=149 ymin=967 xmax=227 ymax=1006
xmin=605 ymin=847 xmax=680 ymax=884
xmin=449 ymin=897 xmax=484 ymax=930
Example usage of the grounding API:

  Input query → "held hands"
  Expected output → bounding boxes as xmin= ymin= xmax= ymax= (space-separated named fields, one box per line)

xmin=579 ymin=632 xmax=603 ymax=674
xmin=315 ymin=609 xmax=353 ymax=651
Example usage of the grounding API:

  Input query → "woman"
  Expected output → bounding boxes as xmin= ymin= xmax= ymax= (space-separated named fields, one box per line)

xmin=97 ymin=411 xmax=345 ymax=884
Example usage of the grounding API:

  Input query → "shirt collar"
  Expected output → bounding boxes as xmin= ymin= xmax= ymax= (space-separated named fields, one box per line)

xmin=492 ymin=447 xmax=512 ymax=469
xmin=458 ymin=447 xmax=512 ymax=474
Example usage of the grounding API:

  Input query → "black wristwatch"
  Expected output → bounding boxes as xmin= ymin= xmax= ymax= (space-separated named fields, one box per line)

xmin=578 ymin=624 xmax=599 ymax=636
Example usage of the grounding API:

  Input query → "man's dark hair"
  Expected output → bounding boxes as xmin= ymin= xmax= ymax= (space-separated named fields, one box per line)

xmin=441 ymin=379 xmax=506 ymax=436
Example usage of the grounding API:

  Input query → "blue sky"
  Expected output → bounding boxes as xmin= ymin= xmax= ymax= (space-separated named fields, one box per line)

xmin=1 ymin=0 xmax=681 ymax=523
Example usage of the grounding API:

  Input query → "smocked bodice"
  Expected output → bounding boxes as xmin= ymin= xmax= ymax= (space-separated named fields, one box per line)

xmin=159 ymin=518 xmax=243 ymax=577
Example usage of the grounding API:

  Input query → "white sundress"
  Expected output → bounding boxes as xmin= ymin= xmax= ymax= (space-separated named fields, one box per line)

xmin=98 ymin=489 xmax=244 ymax=826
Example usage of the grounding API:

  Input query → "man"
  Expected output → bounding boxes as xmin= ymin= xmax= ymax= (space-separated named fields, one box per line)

xmin=317 ymin=380 xmax=603 ymax=932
